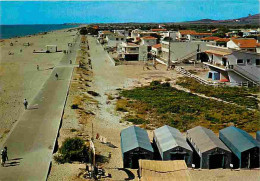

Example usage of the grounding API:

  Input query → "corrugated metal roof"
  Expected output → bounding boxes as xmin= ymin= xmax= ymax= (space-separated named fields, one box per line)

xmin=154 ymin=125 xmax=192 ymax=153
xmin=187 ymin=126 xmax=230 ymax=153
xmin=219 ymin=126 xmax=259 ymax=154
xmin=121 ymin=126 xmax=154 ymax=154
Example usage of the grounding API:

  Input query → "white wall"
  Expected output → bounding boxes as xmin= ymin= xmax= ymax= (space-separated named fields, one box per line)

xmin=227 ymin=40 xmax=239 ymax=49
xmin=139 ymin=45 xmax=148 ymax=61
xmin=141 ymin=39 xmax=157 ymax=46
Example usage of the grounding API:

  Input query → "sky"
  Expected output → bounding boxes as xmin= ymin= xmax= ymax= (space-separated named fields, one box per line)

xmin=0 ymin=0 xmax=259 ymax=25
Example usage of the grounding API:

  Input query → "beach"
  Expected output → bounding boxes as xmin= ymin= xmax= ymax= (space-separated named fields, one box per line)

xmin=0 ymin=28 xmax=78 ymax=143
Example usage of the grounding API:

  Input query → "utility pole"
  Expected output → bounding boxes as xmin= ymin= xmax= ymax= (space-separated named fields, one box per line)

xmin=168 ymin=31 xmax=171 ymax=69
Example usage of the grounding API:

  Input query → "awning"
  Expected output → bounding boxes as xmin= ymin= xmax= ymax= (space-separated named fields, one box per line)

xmin=205 ymin=50 xmax=231 ymax=56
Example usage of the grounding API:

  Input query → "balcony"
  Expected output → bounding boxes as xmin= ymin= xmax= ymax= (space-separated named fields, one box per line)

xmin=203 ymin=62 xmax=227 ymax=71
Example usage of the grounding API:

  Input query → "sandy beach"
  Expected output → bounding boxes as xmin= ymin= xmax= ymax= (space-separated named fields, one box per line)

xmin=0 ymin=28 xmax=78 ymax=142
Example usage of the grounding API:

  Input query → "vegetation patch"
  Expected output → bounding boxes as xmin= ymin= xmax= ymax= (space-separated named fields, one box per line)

xmin=54 ymin=137 xmax=88 ymax=164
xmin=118 ymin=81 xmax=260 ymax=132
xmin=176 ymin=77 xmax=259 ymax=109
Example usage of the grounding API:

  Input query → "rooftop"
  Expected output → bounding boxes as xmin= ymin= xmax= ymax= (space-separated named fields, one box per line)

xmin=154 ymin=125 xmax=192 ymax=153
xmin=141 ymin=36 xmax=157 ymax=40
xmin=205 ymin=49 xmax=231 ymax=56
xmin=219 ymin=126 xmax=260 ymax=153
xmin=120 ymin=126 xmax=154 ymax=154
xmin=152 ymin=44 xmax=162 ymax=49
xmin=201 ymin=36 xmax=220 ymax=41
xmin=231 ymin=38 xmax=258 ymax=48
xmin=151 ymin=29 xmax=167 ymax=32
xmin=187 ymin=126 xmax=231 ymax=153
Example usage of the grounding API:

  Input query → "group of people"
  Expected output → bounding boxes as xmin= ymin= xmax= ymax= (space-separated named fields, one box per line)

xmin=1 ymin=147 xmax=8 ymax=167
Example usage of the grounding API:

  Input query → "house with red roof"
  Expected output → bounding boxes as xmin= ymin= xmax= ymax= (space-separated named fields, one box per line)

xmin=177 ymin=30 xmax=212 ymax=41
xmin=227 ymin=38 xmax=260 ymax=53
xmin=140 ymin=36 xmax=158 ymax=46
xmin=151 ymin=44 xmax=162 ymax=57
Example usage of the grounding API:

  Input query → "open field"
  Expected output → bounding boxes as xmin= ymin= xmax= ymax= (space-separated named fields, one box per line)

xmin=118 ymin=81 xmax=260 ymax=132
xmin=176 ymin=77 xmax=260 ymax=110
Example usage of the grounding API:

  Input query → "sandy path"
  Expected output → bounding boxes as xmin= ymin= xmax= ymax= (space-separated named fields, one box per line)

xmin=0 ymin=29 xmax=77 ymax=141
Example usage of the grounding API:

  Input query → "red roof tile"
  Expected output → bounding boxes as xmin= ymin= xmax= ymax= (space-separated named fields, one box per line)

xmin=201 ymin=36 xmax=220 ymax=41
xmin=151 ymin=29 xmax=167 ymax=32
xmin=141 ymin=36 xmax=157 ymax=40
xmin=179 ymin=30 xmax=197 ymax=35
xmin=231 ymin=38 xmax=258 ymax=48
xmin=152 ymin=44 xmax=162 ymax=49
xmin=215 ymin=38 xmax=230 ymax=42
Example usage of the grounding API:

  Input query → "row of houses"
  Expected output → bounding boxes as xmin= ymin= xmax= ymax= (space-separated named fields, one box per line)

xmin=98 ymin=28 xmax=260 ymax=85
xmin=120 ymin=125 xmax=260 ymax=169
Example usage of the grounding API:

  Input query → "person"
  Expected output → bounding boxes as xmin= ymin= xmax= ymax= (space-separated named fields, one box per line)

xmin=23 ymin=99 xmax=28 ymax=110
xmin=37 ymin=65 xmax=39 ymax=71
xmin=1 ymin=146 xmax=8 ymax=167
xmin=55 ymin=73 xmax=59 ymax=80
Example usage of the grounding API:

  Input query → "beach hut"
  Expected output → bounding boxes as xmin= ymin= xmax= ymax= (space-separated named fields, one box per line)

xmin=256 ymin=131 xmax=260 ymax=142
xmin=120 ymin=126 xmax=154 ymax=168
xmin=46 ymin=45 xmax=57 ymax=53
xmin=219 ymin=126 xmax=260 ymax=168
xmin=153 ymin=125 xmax=193 ymax=166
xmin=207 ymin=70 xmax=220 ymax=80
xmin=186 ymin=126 xmax=231 ymax=169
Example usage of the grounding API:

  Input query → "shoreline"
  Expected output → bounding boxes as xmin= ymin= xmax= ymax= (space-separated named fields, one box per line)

xmin=0 ymin=24 xmax=82 ymax=40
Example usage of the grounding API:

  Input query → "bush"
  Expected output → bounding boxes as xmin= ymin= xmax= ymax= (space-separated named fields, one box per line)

xmin=150 ymin=80 xmax=161 ymax=87
xmin=55 ymin=137 xmax=88 ymax=164
xmin=162 ymin=82 xmax=171 ymax=87
xmin=71 ymin=104 xmax=79 ymax=109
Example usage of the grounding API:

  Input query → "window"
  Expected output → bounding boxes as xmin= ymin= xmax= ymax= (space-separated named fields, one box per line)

xmin=237 ymin=59 xmax=244 ymax=64
xmin=247 ymin=59 xmax=251 ymax=64
xmin=256 ymin=59 xmax=260 ymax=66
xmin=121 ymin=38 xmax=124 ymax=40
xmin=116 ymin=38 xmax=119 ymax=41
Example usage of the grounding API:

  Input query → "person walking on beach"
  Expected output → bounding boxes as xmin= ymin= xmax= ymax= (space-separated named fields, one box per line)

xmin=23 ymin=99 xmax=28 ymax=110
xmin=37 ymin=65 xmax=39 ymax=71
xmin=1 ymin=146 xmax=8 ymax=167
xmin=55 ymin=73 xmax=59 ymax=80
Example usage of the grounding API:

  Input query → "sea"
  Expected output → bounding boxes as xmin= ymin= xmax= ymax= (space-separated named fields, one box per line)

xmin=0 ymin=24 xmax=79 ymax=39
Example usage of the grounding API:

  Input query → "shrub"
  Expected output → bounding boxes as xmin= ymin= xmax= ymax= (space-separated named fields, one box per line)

xmin=150 ymin=80 xmax=161 ymax=87
xmin=70 ymin=128 xmax=77 ymax=132
xmin=71 ymin=104 xmax=79 ymax=109
xmin=162 ymin=82 xmax=171 ymax=87
xmin=55 ymin=137 xmax=88 ymax=164
xmin=116 ymin=99 xmax=128 ymax=112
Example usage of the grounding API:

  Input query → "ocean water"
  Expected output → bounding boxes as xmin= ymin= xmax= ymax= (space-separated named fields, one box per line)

xmin=0 ymin=24 xmax=79 ymax=39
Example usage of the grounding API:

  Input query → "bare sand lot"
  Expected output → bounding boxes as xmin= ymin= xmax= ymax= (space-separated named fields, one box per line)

xmin=0 ymin=29 xmax=78 ymax=142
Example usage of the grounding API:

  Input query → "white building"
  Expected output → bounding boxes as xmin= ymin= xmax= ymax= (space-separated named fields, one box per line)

xmin=177 ymin=30 xmax=212 ymax=41
xmin=227 ymin=38 xmax=260 ymax=53
xmin=140 ymin=36 xmax=157 ymax=46
xmin=151 ymin=44 xmax=162 ymax=57
xmin=204 ymin=44 xmax=260 ymax=85
xmin=118 ymin=42 xmax=139 ymax=61
xmin=105 ymin=34 xmax=126 ymax=47
xmin=113 ymin=30 xmax=128 ymax=37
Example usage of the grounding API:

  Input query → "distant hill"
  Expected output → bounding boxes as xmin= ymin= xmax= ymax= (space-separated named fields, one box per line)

xmin=183 ymin=14 xmax=260 ymax=25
